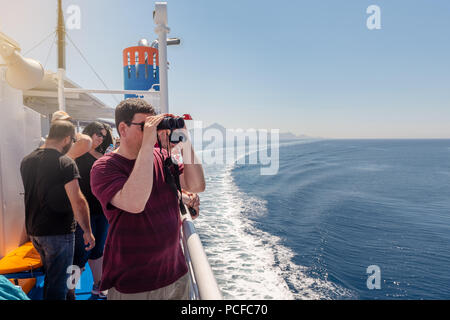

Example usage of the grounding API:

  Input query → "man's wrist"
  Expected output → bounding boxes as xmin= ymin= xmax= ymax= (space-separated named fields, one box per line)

xmin=140 ymin=142 xmax=156 ymax=154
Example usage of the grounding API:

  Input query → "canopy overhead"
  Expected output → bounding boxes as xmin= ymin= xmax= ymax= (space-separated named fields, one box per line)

xmin=23 ymin=71 xmax=115 ymax=123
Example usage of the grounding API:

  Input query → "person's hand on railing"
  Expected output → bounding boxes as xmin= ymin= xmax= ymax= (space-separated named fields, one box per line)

xmin=181 ymin=190 xmax=200 ymax=220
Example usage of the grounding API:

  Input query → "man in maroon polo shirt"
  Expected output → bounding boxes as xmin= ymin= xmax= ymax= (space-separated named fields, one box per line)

xmin=90 ymin=98 xmax=205 ymax=300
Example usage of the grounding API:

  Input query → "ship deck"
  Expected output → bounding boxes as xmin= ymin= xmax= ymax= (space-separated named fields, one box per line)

xmin=28 ymin=265 xmax=105 ymax=301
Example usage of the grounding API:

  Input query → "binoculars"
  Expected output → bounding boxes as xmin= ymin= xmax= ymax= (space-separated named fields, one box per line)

xmin=157 ymin=117 xmax=187 ymax=143
xmin=157 ymin=117 xmax=185 ymax=131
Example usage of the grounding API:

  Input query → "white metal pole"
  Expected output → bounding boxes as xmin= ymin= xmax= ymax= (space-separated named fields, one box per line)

xmin=57 ymin=68 xmax=66 ymax=111
xmin=154 ymin=2 xmax=169 ymax=114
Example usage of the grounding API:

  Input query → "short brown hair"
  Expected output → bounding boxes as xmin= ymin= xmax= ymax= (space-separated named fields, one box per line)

xmin=47 ymin=120 xmax=75 ymax=141
xmin=51 ymin=111 xmax=72 ymax=122
xmin=115 ymin=99 xmax=156 ymax=136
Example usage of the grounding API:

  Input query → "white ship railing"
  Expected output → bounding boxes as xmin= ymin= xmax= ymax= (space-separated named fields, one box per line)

xmin=181 ymin=207 xmax=223 ymax=300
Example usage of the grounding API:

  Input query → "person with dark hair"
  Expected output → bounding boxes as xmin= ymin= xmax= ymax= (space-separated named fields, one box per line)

xmin=113 ymin=98 xmax=155 ymax=131
xmin=100 ymin=124 xmax=114 ymax=153
xmin=20 ymin=120 xmax=95 ymax=300
xmin=71 ymin=121 xmax=112 ymax=299
xmin=50 ymin=111 xmax=93 ymax=160
xmin=90 ymin=98 xmax=205 ymax=300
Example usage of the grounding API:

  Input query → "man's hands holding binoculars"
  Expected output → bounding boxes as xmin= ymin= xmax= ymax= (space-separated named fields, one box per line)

xmin=142 ymin=114 xmax=188 ymax=150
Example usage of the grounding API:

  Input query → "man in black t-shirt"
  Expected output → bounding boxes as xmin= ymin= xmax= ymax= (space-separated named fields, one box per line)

xmin=20 ymin=120 xmax=95 ymax=300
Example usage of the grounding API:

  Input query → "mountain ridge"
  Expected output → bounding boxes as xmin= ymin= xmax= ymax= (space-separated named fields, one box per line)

xmin=189 ymin=122 xmax=315 ymax=140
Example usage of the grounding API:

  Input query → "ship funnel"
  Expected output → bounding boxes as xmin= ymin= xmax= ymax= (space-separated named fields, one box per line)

xmin=0 ymin=34 xmax=44 ymax=90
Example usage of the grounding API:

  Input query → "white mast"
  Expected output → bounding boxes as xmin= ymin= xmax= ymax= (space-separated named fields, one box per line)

xmin=57 ymin=0 xmax=66 ymax=111
xmin=154 ymin=2 xmax=170 ymax=114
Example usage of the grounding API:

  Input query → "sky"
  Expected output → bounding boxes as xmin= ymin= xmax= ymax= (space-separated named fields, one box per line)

xmin=0 ymin=0 xmax=449 ymax=138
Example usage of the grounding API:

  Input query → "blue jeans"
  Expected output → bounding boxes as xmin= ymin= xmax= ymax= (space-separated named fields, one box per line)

xmin=30 ymin=234 xmax=74 ymax=300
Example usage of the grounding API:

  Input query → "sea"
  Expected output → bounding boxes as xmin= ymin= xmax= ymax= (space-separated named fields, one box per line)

xmin=193 ymin=139 xmax=450 ymax=300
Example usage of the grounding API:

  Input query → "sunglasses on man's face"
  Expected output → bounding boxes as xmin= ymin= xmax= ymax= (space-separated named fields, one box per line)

xmin=129 ymin=122 xmax=145 ymax=131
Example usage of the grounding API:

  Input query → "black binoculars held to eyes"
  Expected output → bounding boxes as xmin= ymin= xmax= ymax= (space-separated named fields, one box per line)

xmin=157 ymin=117 xmax=185 ymax=131
xmin=129 ymin=117 xmax=187 ymax=143
xmin=158 ymin=117 xmax=187 ymax=144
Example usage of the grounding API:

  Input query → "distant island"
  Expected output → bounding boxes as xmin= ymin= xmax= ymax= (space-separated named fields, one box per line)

xmin=278 ymin=132 xmax=314 ymax=141
xmin=189 ymin=123 xmax=317 ymax=141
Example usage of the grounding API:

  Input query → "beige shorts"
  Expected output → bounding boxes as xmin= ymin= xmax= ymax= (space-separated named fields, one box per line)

xmin=107 ymin=273 xmax=190 ymax=300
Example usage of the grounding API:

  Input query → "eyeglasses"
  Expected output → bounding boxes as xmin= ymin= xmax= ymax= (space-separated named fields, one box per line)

xmin=128 ymin=122 xmax=145 ymax=131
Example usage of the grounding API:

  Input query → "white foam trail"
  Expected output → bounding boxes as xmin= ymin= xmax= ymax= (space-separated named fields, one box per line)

xmin=195 ymin=160 xmax=354 ymax=300
xmin=195 ymin=164 xmax=293 ymax=299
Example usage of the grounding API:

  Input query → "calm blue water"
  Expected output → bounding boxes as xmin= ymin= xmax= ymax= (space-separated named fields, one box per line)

xmin=230 ymin=139 xmax=450 ymax=299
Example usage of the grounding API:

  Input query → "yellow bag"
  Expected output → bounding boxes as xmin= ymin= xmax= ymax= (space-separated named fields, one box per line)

xmin=0 ymin=242 xmax=42 ymax=274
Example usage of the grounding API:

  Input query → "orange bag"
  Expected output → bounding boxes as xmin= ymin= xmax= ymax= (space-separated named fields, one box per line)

xmin=9 ymin=278 xmax=37 ymax=294
xmin=0 ymin=242 xmax=42 ymax=274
